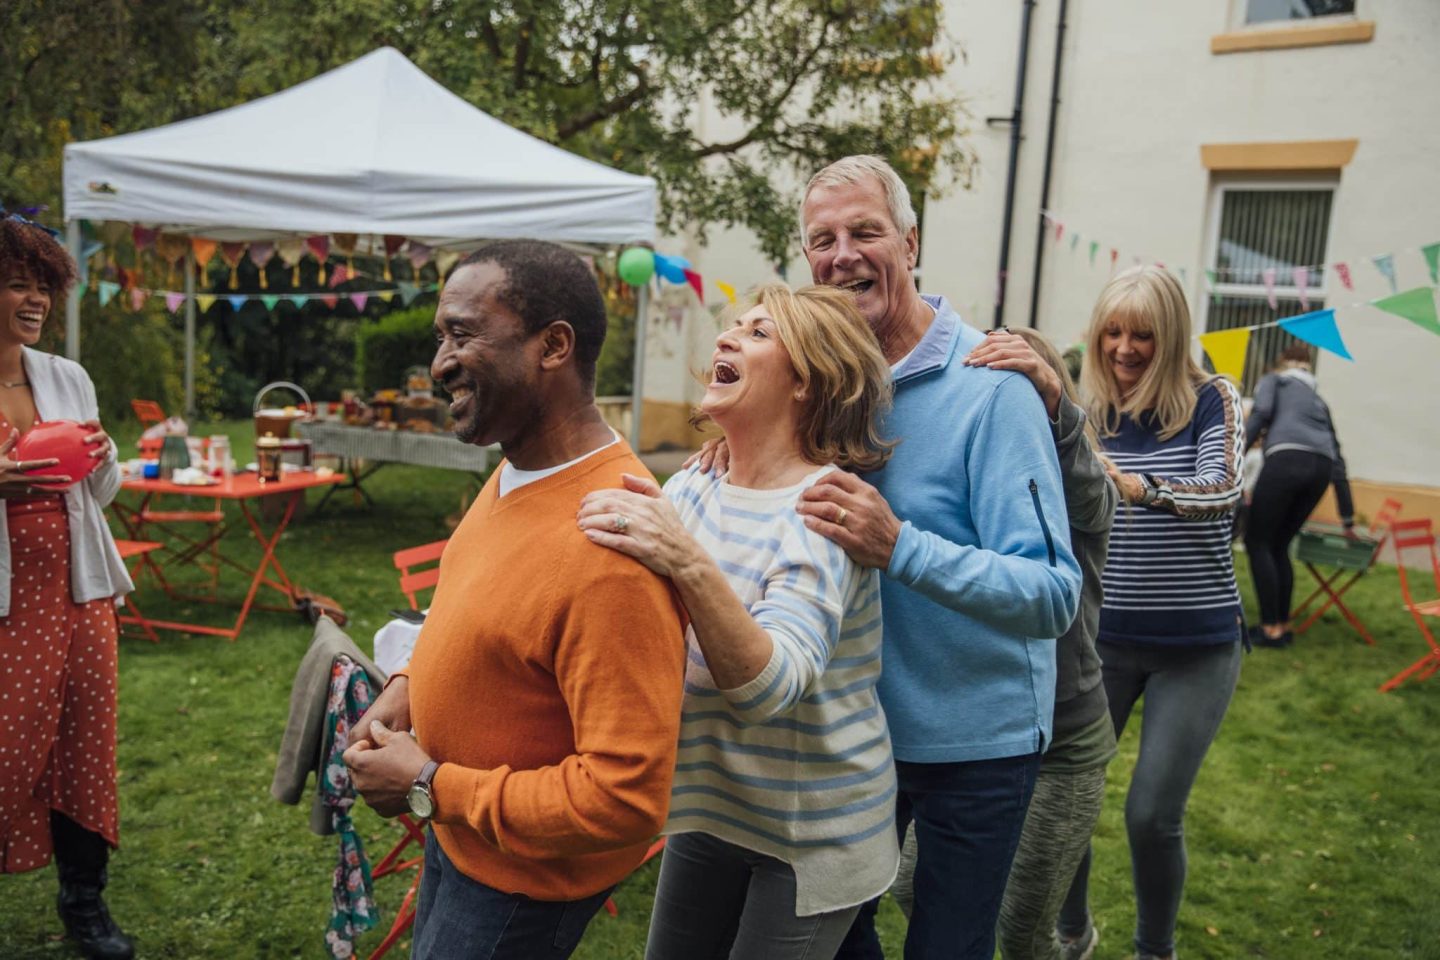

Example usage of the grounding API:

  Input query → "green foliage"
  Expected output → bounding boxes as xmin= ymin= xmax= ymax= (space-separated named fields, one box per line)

xmin=2 ymin=0 xmax=974 ymax=265
xmin=595 ymin=300 xmax=636 ymax=398
xmin=354 ymin=306 xmax=437 ymax=393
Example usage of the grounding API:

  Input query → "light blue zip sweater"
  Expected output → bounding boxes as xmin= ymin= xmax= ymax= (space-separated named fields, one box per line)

xmin=873 ymin=297 xmax=1082 ymax=763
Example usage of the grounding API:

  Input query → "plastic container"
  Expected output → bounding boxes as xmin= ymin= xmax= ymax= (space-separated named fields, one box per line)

xmin=256 ymin=432 xmax=283 ymax=483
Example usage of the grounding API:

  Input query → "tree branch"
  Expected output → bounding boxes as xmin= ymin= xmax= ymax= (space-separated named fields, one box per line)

xmin=555 ymin=74 xmax=650 ymax=139
xmin=513 ymin=16 xmax=535 ymax=91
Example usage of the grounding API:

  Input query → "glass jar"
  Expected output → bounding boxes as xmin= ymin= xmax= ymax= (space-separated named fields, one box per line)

xmin=256 ymin=432 xmax=282 ymax=483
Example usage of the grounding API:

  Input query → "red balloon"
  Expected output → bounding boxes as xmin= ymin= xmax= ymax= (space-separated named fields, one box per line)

xmin=14 ymin=420 xmax=103 ymax=490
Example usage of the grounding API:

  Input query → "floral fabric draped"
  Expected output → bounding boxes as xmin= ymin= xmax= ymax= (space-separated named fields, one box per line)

xmin=321 ymin=655 xmax=377 ymax=959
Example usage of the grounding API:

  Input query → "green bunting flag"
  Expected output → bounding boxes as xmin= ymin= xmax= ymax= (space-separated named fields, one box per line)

xmin=398 ymin=281 xmax=421 ymax=306
xmin=1088 ymin=241 xmax=1098 ymax=266
xmin=1205 ymin=269 xmax=1220 ymax=305
xmin=261 ymin=295 xmax=281 ymax=312
xmin=1422 ymin=242 xmax=1440 ymax=285
xmin=98 ymin=281 xmax=120 ymax=307
xmin=1371 ymin=286 xmax=1440 ymax=338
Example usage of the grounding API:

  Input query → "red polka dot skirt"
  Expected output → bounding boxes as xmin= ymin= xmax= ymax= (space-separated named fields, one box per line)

xmin=0 ymin=495 xmax=120 ymax=873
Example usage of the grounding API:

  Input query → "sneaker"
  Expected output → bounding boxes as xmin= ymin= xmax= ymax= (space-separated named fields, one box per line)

xmin=1060 ymin=925 xmax=1099 ymax=960
xmin=1249 ymin=625 xmax=1292 ymax=648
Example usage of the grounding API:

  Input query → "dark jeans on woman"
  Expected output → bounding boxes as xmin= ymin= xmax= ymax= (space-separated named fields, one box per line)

xmin=836 ymin=751 xmax=1041 ymax=960
xmin=1058 ymin=639 xmax=1241 ymax=959
xmin=1244 ymin=449 xmax=1334 ymax=626
xmin=412 ymin=830 xmax=612 ymax=960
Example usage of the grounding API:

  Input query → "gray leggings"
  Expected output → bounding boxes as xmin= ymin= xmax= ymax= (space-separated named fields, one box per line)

xmin=1058 ymin=639 xmax=1242 ymax=959
xmin=645 ymin=831 xmax=861 ymax=960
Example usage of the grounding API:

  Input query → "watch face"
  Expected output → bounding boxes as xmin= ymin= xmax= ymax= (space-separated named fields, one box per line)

xmin=407 ymin=783 xmax=434 ymax=820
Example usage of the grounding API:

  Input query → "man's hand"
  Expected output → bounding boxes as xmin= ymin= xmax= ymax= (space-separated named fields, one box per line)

xmin=348 ymin=676 xmax=411 ymax=750
xmin=681 ymin=437 xmax=730 ymax=475
xmin=342 ymin=719 xmax=431 ymax=818
xmin=796 ymin=470 xmax=903 ymax=570
xmin=964 ymin=331 xmax=1063 ymax=421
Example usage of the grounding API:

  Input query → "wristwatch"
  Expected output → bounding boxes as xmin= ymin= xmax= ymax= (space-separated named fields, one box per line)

xmin=1136 ymin=474 xmax=1161 ymax=506
xmin=407 ymin=760 xmax=440 ymax=820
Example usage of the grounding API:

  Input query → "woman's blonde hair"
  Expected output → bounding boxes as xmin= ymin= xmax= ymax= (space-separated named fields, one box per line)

xmin=1081 ymin=265 xmax=1208 ymax=441
xmin=697 ymin=283 xmax=895 ymax=471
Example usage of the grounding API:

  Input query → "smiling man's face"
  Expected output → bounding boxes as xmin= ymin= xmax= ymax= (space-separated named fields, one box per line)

xmin=801 ymin=177 xmax=918 ymax=336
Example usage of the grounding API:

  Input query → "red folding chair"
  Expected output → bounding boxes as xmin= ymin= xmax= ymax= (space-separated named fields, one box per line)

xmin=114 ymin=539 xmax=165 ymax=643
xmin=131 ymin=398 xmax=167 ymax=458
xmin=1378 ymin=518 xmax=1440 ymax=693
xmin=393 ymin=538 xmax=448 ymax=611
xmin=1293 ymin=497 xmax=1403 ymax=645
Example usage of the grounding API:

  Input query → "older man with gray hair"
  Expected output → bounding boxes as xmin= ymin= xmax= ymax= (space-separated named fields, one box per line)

xmin=713 ymin=155 xmax=1082 ymax=958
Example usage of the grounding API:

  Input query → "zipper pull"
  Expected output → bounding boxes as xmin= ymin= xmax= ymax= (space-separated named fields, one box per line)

xmin=1029 ymin=478 xmax=1038 ymax=496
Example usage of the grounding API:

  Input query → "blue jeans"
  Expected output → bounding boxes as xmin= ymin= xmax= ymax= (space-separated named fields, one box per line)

xmin=836 ymin=752 xmax=1042 ymax=960
xmin=412 ymin=829 xmax=614 ymax=959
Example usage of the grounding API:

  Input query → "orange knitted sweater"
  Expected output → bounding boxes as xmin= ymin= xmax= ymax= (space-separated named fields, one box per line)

xmin=402 ymin=443 xmax=686 ymax=901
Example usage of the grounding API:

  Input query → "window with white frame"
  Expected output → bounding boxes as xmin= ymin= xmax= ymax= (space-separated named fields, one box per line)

xmin=1203 ymin=182 xmax=1336 ymax=393
xmin=1245 ymin=0 xmax=1355 ymax=25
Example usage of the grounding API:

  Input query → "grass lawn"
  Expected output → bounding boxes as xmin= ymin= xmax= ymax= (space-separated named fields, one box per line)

xmin=2 ymin=420 xmax=1436 ymax=958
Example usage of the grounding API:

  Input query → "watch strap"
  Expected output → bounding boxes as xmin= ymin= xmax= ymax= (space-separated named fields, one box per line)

xmin=414 ymin=759 xmax=440 ymax=790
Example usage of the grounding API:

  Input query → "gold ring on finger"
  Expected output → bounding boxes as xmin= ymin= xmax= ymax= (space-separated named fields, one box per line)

xmin=835 ymin=506 xmax=847 ymax=526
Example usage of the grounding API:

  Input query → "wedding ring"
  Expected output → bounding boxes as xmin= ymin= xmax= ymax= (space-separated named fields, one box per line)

xmin=612 ymin=514 xmax=630 ymax=533
xmin=835 ymin=507 xmax=848 ymax=527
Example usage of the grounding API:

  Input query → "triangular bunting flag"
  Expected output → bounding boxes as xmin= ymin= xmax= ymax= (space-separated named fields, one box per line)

xmin=653 ymin=253 xmax=691 ymax=285
xmin=98 ymin=281 xmax=120 ymax=307
xmin=1421 ymin=242 xmax=1440 ymax=285
xmin=1069 ymin=233 xmax=1080 ymax=252
xmin=1088 ymin=241 xmax=1098 ymax=266
xmin=76 ymin=282 xmax=87 ymax=301
xmin=290 ymin=294 xmax=310 ymax=307
xmin=1178 ymin=267 xmax=1188 ymax=288
xmin=1109 ymin=249 xmax=1118 ymax=271
xmin=1371 ymin=254 xmax=1398 ymax=294
xmin=191 ymin=237 xmax=218 ymax=267
xmin=436 ymin=250 xmax=461 ymax=279
xmin=377 ymin=290 xmax=396 ymax=303
xmin=1370 ymin=286 xmax=1440 ymax=338
xmin=1262 ymin=268 xmax=1278 ymax=309
xmin=128 ymin=287 xmax=147 ymax=311
xmin=1334 ymin=262 xmax=1353 ymax=290
xmin=328 ymin=263 xmax=350 ymax=288
xmin=398 ymin=282 xmax=421 ymax=306
xmin=320 ymin=295 xmax=339 ymax=309
xmin=132 ymin=226 xmax=157 ymax=252
xmin=1279 ymin=309 xmax=1352 ymax=361
xmin=716 ymin=281 xmax=737 ymax=305
xmin=261 ymin=295 xmax=281 ymax=312
xmin=1054 ymin=221 xmax=1064 ymax=242
xmin=682 ymin=268 xmax=705 ymax=301
xmin=1292 ymin=266 xmax=1310 ymax=312
xmin=196 ymin=294 xmax=217 ymax=313
xmin=227 ymin=295 xmax=248 ymax=312
xmin=407 ymin=241 xmax=433 ymax=270
xmin=165 ymin=292 xmax=186 ymax=313
xmin=350 ymin=293 xmax=369 ymax=311
xmin=1198 ymin=328 xmax=1251 ymax=382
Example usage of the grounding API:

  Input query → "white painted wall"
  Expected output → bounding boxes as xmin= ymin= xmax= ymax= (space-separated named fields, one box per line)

xmin=661 ymin=1 xmax=1440 ymax=485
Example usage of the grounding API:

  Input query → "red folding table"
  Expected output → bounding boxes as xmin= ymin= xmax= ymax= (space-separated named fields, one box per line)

xmin=111 ymin=470 xmax=343 ymax=640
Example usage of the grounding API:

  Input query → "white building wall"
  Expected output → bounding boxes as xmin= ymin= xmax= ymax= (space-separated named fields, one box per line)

xmin=671 ymin=2 xmax=1440 ymax=486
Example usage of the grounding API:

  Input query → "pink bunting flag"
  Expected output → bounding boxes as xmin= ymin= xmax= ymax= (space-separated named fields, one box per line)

xmin=165 ymin=292 xmax=186 ymax=313
xmin=247 ymin=242 xmax=274 ymax=267
xmin=131 ymin=226 xmax=157 ymax=252
xmin=1054 ymin=221 xmax=1064 ymax=242
xmin=1292 ymin=266 xmax=1310 ymax=311
xmin=128 ymin=287 xmax=147 ymax=311
xmin=1262 ymin=268 xmax=1278 ymax=309
xmin=304 ymin=235 xmax=330 ymax=262
xmin=407 ymin=241 xmax=433 ymax=271
xmin=682 ymin=268 xmax=705 ymax=301
xmin=328 ymin=263 xmax=349 ymax=288
xmin=1109 ymin=249 xmax=1118 ymax=271
xmin=350 ymin=293 xmax=369 ymax=311
xmin=1334 ymin=262 xmax=1353 ymax=290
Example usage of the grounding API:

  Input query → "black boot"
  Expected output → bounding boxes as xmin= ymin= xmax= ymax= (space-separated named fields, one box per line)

xmin=52 ymin=812 xmax=135 ymax=960
xmin=57 ymin=881 xmax=135 ymax=960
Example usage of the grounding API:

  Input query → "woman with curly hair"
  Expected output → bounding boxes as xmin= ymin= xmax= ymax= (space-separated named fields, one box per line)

xmin=0 ymin=213 xmax=135 ymax=960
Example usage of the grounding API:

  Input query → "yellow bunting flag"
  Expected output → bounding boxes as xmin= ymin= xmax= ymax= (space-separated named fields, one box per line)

xmin=196 ymin=294 xmax=217 ymax=313
xmin=715 ymin=281 xmax=736 ymax=305
xmin=377 ymin=290 xmax=396 ymax=303
xmin=1199 ymin=327 xmax=1252 ymax=382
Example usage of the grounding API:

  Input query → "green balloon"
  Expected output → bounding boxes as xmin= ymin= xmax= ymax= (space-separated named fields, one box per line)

xmin=617 ymin=247 xmax=656 ymax=286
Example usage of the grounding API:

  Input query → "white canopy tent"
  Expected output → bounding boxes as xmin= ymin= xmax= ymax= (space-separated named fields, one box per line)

xmin=62 ymin=46 xmax=655 ymax=442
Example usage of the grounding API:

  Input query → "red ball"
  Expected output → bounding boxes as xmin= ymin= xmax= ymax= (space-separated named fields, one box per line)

xmin=14 ymin=420 xmax=104 ymax=490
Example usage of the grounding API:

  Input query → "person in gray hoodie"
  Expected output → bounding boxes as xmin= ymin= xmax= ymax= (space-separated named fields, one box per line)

xmin=891 ymin=327 xmax=1117 ymax=960
xmin=1242 ymin=342 xmax=1354 ymax=648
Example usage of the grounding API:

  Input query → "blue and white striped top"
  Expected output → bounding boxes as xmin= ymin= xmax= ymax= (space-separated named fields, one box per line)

xmin=661 ymin=464 xmax=898 ymax=917
xmin=1099 ymin=378 xmax=1247 ymax=646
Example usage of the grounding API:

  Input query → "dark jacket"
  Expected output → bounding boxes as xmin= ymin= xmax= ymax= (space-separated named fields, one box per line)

xmin=1050 ymin=395 xmax=1117 ymax=741
xmin=1244 ymin=367 xmax=1354 ymax=523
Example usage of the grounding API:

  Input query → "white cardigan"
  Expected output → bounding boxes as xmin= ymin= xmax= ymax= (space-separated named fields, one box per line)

xmin=0 ymin=348 xmax=133 ymax=616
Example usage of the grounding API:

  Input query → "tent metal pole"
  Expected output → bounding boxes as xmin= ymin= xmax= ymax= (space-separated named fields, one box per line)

xmin=65 ymin=221 xmax=82 ymax=361
xmin=184 ymin=249 xmax=197 ymax=417
xmin=629 ymin=282 xmax=649 ymax=452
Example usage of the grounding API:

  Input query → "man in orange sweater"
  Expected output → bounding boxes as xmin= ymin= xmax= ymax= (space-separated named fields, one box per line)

xmin=344 ymin=240 xmax=686 ymax=959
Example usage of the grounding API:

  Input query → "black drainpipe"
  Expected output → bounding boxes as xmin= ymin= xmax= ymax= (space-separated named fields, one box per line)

xmin=990 ymin=0 xmax=1037 ymax=330
xmin=1027 ymin=0 xmax=1071 ymax=330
